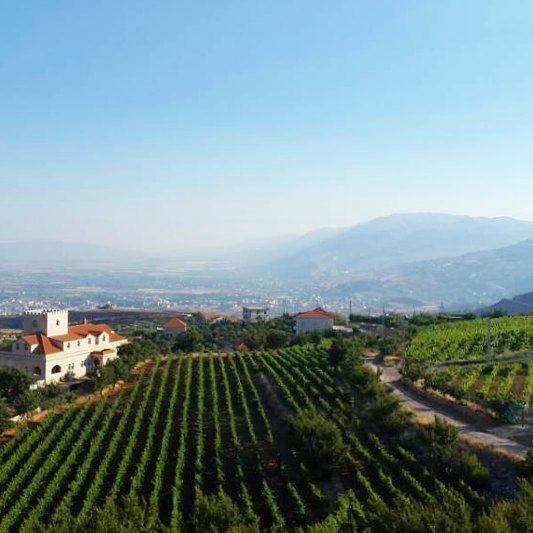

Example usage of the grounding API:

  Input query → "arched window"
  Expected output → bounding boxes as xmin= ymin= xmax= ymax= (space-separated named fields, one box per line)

xmin=88 ymin=338 xmax=92 ymax=344
xmin=51 ymin=365 xmax=61 ymax=374
xmin=56 ymin=319 xmax=60 ymax=326
xmin=102 ymin=335 xmax=106 ymax=342
xmin=33 ymin=366 xmax=41 ymax=376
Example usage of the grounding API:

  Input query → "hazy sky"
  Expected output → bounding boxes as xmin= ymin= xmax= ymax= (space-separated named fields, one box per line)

xmin=1 ymin=1 xmax=533 ymax=253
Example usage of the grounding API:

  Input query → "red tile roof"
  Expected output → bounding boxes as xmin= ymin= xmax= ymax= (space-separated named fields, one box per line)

xmin=18 ymin=322 xmax=126 ymax=357
xmin=164 ymin=317 xmax=187 ymax=329
xmin=21 ymin=333 xmax=62 ymax=355
xmin=91 ymin=348 xmax=115 ymax=355
xmin=51 ymin=323 xmax=122 ymax=342
xmin=295 ymin=307 xmax=335 ymax=319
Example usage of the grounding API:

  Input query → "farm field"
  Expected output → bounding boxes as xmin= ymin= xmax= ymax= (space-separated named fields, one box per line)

xmin=410 ymin=360 xmax=533 ymax=415
xmin=405 ymin=316 xmax=533 ymax=363
xmin=0 ymin=346 xmax=491 ymax=531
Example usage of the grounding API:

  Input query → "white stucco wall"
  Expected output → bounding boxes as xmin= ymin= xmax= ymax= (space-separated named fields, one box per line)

xmin=295 ymin=317 xmax=334 ymax=334
xmin=22 ymin=310 xmax=69 ymax=336
xmin=163 ymin=327 xmax=186 ymax=337
xmin=0 ymin=339 xmax=125 ymax=384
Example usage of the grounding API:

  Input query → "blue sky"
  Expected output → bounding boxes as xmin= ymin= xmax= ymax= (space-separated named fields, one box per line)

xmin=1 ymin=1 xmax=533 ymax=252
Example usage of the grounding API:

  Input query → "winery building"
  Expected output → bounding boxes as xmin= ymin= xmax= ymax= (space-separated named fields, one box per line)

xmin=0 ymin=309 xmax=128 ymax=384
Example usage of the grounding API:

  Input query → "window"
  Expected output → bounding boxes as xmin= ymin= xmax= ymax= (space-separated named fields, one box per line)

xmin=77 ymin=341 xmax=81 ymax=347
xmin=81 ymin=361 xmax=84 ymax=367
xmin=88 ymin=338 xmax=91 ymax=344
xmin=56 ymin=320 xmax=60 ymax=326
xmin=15 ymin=343 xmax=19 ymax=350
xmin=67 ymin=343 xmax=71 ymax=348
xmin=51 ymin=365 xmax=61 ymax=374
xmin=102 ymin=335 xmax=106 ymax=341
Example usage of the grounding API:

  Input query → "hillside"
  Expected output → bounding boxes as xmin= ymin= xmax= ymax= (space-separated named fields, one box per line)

xmin=265 ymin=213 xmax=533 ymax=280
xmin=0 ymin=346 xmax=526 ymax=531
xmin=330 ymin=238 xmax=533 ymax=310
xmin=481 ymin=291 xmax=533 ymax=315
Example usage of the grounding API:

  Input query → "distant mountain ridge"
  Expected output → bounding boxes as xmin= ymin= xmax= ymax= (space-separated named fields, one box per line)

xmin=330 ymin=238 xmax=533 ymax=310
xmin=264 ymin=213 xmax=533 ymax=280
xmin=480 ymin=291 xmax=533 ymax=315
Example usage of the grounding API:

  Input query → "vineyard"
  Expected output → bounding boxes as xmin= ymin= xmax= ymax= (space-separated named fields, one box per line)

xmin=405 ymin=316 xmax=533 ymax=363
xmin=0 ymin=346 xmax=489 ymax=531
xmin=406 ymin=360 xmax=533 ymax=422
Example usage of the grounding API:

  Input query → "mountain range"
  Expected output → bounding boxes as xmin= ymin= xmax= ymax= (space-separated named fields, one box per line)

xmin=262 ymin=213 xmax=533 ymax=280
xmin=2 ymin=213 xmax=533 ymax=311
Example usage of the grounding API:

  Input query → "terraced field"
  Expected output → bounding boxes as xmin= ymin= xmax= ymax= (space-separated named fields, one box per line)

xmin=0 ymin=346 xmax=487 ymax=531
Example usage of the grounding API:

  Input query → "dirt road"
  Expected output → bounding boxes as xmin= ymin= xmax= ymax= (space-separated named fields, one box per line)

xmin=366 ymin=359 xmax=530 ymax=460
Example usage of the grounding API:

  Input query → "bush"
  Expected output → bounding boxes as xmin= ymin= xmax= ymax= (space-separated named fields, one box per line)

xmin=453 ymin=452 xmax=489 ymax=488
xmin=521 ymin=446 xmax=533 ymax=478
xmin=419 ymin=417 xmax=459 ymax=450
xmin=0 ymin=398 xmax=12 ymax=433
xmin=265 ymin=329 xmax=291 ymax=349
xmin=194 ymin=491 xmax=255 ymax=533
xmin=0 ymin=367 xmax=33 ymax=400
xmin=288 ymin=409 xmax=347 ymax=477
xmin=329 ymin=337 xmax=362 ymax=368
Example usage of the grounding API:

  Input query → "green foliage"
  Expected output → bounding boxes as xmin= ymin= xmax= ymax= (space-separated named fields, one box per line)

xmin=419 ymin=417 xmax=460 ymax=450
xmin=173 ymin=328 xmax=204 ymax=351
xmin=0 ymin=398 xmax=12 ymax=433
xmin=522 ymin=445 xmax=533 ymax=478
xmin=193 ymin=490 xmax=256 ymax=533
xmin=288 ymin=409 xmax=347 ymax=476
xmin=0 ymin=367 xmax=33 ymax=400
xmin=476 ymin=479 xmax=533 ymax=532
xmin=329 ymin=337 xmax=362 ymax=368
xmin=406 ymin=316 xmax=533 ymax=363
xmin=265 ymin=329 xmax=291 ymax=349
xmin=0 ymin=346 xmax=527 ymax=530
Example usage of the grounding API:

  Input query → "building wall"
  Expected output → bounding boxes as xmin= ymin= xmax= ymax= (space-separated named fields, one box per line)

xmin=22 ymin=309 xmax=69 ymax=336
xmin=295 ymin=317 xmax=334 ymax=334
xmin=12 ymin=340 xmax=36 ymax=355
xmin=0 ymin=340 xmax=125 ymax=383
xmin=0 ymin=353 xmax=46 ymax=379
xmin=163 ymin=327 xmax=186 ymax=337
xmin=243 ymin=308 xmax=269 ymax=323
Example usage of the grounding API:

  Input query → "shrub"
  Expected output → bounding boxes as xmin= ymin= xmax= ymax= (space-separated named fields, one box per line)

xmin=288 ymin=409 xmax=347 ymax=477
xmin=0 ymin=398 xmax=12 ymax=433
xmin=194 ymin=490 xmax=255 ymax=533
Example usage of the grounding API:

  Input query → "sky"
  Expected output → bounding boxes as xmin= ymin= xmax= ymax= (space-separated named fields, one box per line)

xmin=1 ymin=1 xmax=533 ymax=253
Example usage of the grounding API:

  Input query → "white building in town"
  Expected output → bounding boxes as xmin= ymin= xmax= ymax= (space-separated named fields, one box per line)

xmin=294 ymin=307 xmax=335 ymax=334
xmin=163 ymin=317 xmax=187 ymax=337
xmin=242 ymin=306 xmax=269 ymax=323
xmin=0 ymin=309 xmax=128 ymax=384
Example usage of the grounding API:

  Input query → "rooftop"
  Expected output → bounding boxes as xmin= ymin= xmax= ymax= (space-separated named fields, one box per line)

xmin=295 ymin=307 xmax=335 ymax=319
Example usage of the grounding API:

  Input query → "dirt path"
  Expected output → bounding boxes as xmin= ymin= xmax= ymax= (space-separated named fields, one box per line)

xmin=366 ymin=358 xmax=530 ymax=460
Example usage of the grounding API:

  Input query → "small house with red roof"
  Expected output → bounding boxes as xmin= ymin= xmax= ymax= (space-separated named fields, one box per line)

xmin=163 ymin=317 xmax=188 ymax=337
xmin=295 ymin=307 xmax=335 ymax=334
xmin=0 ymin=309 xmax=127 ymax=384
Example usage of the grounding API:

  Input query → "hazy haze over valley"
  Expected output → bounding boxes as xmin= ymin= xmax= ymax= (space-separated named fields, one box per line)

xmin=2 ymin=213 xmax=533 ymax=315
